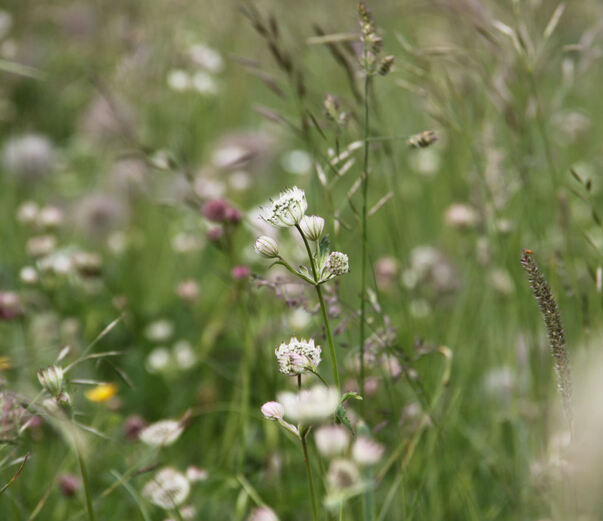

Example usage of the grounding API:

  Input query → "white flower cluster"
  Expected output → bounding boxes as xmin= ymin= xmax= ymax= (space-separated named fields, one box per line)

xmin=325 ymin=251 xmax=349 ymax=277
xmin=142 ymin=467 xmax=190 ymax=509
xmin=275 ymin=337 xmax=321 ymax=376
xmin=260 ymin=186 xmax=307 ymax=227
xmin=277 ymin=385 xmax=339 ymax=424
xmin=139 ymin=419 xmax=184 ymax=447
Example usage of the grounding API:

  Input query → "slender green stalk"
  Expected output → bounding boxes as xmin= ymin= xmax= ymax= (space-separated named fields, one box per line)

xmin=295 ymin=225 xmax=341 ymax=390
xmin=301 ymin=432 xmax=319 ymax=521
xmin=73 ymin=432 xmax=96 ymax=521
xmin=359 ymin=54 xmax=371 ymax=401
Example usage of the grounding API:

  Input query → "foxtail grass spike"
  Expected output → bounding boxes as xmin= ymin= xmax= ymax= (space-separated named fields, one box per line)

xmin=520 ymin=249 xmax=573 ymax=433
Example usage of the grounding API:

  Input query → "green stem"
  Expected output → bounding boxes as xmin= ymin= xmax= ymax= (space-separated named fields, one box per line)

xmin=74 ymin=432 xmax=96 ymax=521
xmin=301 ymin=433 xmax=319 ymax=521
xmin=295 ymin=225 xmax=341 ymax=390
xmin=359 ymin=58 xmax=371 ymax=402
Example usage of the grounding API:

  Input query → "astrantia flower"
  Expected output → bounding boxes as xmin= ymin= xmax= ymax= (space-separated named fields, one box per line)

xmin=314 ymin=425 xmax=350 ymax=457
xmin=327 ymin=459 xmax=361 ymax=490
xmin=261 ymin=401 xmax=284 ymax=420
xmin=325 ymin=252 xmax=349 ymax=277
xmin=275 ymin=337 xmax=321 ymax=376
xmin=247 ymin=506 xmax=279 ymax=521
xmin=142 ymin=467 xmax=190 ymax=509
xmin=254 ymin=235 xmax=279 ymax=258
xmin=299 ymin=215 xmax=324 ymax=241
xmin=37 ymin=366 xmax=64 ymax=397
xmin=351 ymin=436 xmax=384 ymax=466
xmin=260 ymin=186 xmax=307 ymax=227
xmin=278 ymin=385 xmax=339 ymax=424
xmin=139 ymin=420 xmax=184 ymax=446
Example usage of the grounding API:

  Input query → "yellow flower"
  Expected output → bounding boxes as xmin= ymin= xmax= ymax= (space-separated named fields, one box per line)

xmin=0 ymin=356 xmax=11 ymax=371
xmin=85 ymin=383 xmax=118 ymax=403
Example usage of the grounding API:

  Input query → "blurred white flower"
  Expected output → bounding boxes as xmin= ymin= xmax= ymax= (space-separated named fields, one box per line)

xmin=146 ymin=347 xmax=171 ymax=373
xmin=275 ymin=337 xmax=321 ymax=376
xmin=352 ymin=437 xmax=384 ymax=466
xmin=444 ymin=203 xmax=479 ymax=229
xmin=171 ymin=232 xmax=203 ymax=254
xmin=142 ymin=467 xmax=190 ymax=509
xmin=487 ymin=268 xmax=515 ymax=295
xmin=37 ymin=206 xmax=64 ymax=229
xmin=278 ymin=386 xmax=339 ymax=424
xmin=327 ymin=459 xmax=360 ymax=490
xmin=192 ymin=71 xmax=218 ymax=95
xmin=17 ymin=201 xmax=39 ymax=224
xmin=288 ymin=308 xmax=312 ymax=331
xmin=173 ymin=340 xmax=196 ymax=370
xmin=0 ymin=10 xmax=13 ymax=40
xmin=27 ymin=235 xmax=57 ymax=257
xmin=188 ymin=43 xmax=224 ymax=73
xmin=314 ymin=425 xmax=350 ymax=457
xmin=145 ymin=320 xmax=174 ymax=343
xmin=229 ymin=171 xmax=251 ymax=191
xmin=281 ymin=150 xmax=312 ymax=175
xmin=186 ymin=466 xmax=208 ymax=482
xmin=167 ymin=69 xmax=191 ymax=92
xmin=409 ymin=148 xmax=440 ymax=176
xmin=139 ymin=420 xmax=184 ymax=447
xmin=20 ymin=266 xmax=38 ymax=284
xmin=247 ymin=506 xmax=279 ymax=521
xmin=2 ymin=133 xmax=56 ymax=182
xmin=261 ymin=187 xmax=307 ymax=227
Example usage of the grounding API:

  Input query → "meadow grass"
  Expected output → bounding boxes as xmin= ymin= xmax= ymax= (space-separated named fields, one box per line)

xmin=1 ymin=0 xmax=603 ymax=520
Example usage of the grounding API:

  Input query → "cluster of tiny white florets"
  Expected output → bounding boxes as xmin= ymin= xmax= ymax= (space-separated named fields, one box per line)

xmin=142 ymin=467 xmax=190 ymax=509
xmin=325 ymin=251 xmax=350 ymax=277
xmin=260 ymin=186 xmax=307 ymax=227
xmin=138 ymin=419 xmax=184 ymax=446
xmin=275 ymin=337 xmax=321 ymax=376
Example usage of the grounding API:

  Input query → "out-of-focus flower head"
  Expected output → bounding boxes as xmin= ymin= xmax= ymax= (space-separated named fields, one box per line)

xmin=85 ymin=383 xmax=118 ymax=403
xmin=139 ymin=419 xmax=184 ymax=447
xmin=247 ymin=506 xmax=279 ymax=521
xmin=314 ymin=425 xmax=350 ymax=457
xmin=0 ymin=291 xmax=22 ymax=320
xmin=352 ymin=436 xmax=384 ymax=466
xmin=1 ymin=133 xmax=56 ymax=183
xmin=232 ymin=265 xmax=251 ymax=280
xmin=277 ymin=385 xmax=339 ymax=424
xmin=142 ymin=467 xmax=190 ymax=509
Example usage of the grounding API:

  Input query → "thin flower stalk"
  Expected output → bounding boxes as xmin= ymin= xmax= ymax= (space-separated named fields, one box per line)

xmin=295 ymin=224 xmax=341 ymax=390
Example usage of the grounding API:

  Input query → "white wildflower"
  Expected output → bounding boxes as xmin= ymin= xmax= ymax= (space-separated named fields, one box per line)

xmin=275 ymin=337 xmax=321 ymax=376
xmin=314 ymin=425 xmax=350 ymax=457
xmin=260 ymin=187 xmax=307 ymax=227
xmin=37 ymin=365 xmax=64 ymax=397
xmin=325 ymin=252 xmax=349 ymax=277
xmin=299 ymin=215 xmax=325 ymax=241
xmin=142 ymin=467 xmax=190 ymax=509
xmin=254 ymin=235 xmax=279 ymax=258
xmin=186 ymin=466 xmax=208 ymax=482
xmin=327 ymin=459 xmax=361 ymax=490
xmin=247 ymin=506 xmax=279 ymax=521
xmin=352 ymin=436 xmax=384 ymax=466
xmin=139 ymin=420 xmax=184 ymax=446
xmin=261 ymin=401 xmax=284 ymax=420
xmin=278 ymin=385 xmax=339 ymax=424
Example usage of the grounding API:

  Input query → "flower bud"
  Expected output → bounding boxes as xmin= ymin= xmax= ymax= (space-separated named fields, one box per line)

xmin=254 ymin=235 xmax=279 ymax=258
xmin=261 ymin=401 xmax=284 ymax=420
xmin=37 ymin=365 xmax=64 ymax=397
xmin=299 ymin=215 xmax=325 ymax=241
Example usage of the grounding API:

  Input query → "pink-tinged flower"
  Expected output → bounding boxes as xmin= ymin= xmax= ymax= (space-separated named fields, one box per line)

xmin=124 ymin=414 xmax=147 ymax=441
xmin=314 ymin=425 xmax=350 ymax=457
xmin=202 ymin=199 xmax=242 ymax=224
xmin=207 ymin=226 xmax=224 ymax=242
xmin=59 ymin=473 xmax=80 ymax=498
xmin=0 ymin=292 xmax=22 ymax=320
xmin=232 ymin=265 xmax=251 ymax=280
xmin=261 ymin=401 xmax=284 ymax=420
xmin=247 ymin=506 xmax=279 ymax=521
xmin=352 ymin=436 xmax=384 ymax=466
xmin=186 ymin=466 xmax=208 ymax=482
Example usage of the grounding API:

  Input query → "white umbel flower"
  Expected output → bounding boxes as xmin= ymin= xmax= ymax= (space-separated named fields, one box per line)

xmin=254 ymin=235 xmax=279 ymax=258
xmin=278 ymin=385 xmax=339 ymax=424
xmin=275 ymin=337 xmax=321 ymax=376
xmin=314 ymin=425 xmax=350 ymax=457
xmin=351 ymin=436 xmax=384 ymax=466
xmin=325 ymin=252 xmax=349 ymax=277
xmin=139 ymin=420 xmax=184 ymax=446
xmin=327 ymin=459 xmax=361 ymax=490
xmin=142 ymin=467 xmax=190 ymax=509
xmin=260 ymin=186 xmax=307 ymax=227
xmin=299 ymin=215 xmax=325 ymax=241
